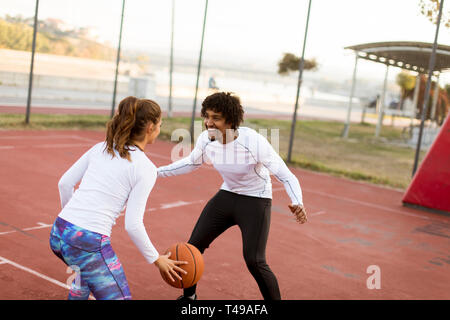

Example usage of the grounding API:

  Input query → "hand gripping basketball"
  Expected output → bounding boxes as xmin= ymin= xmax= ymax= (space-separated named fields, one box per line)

xmin=159 ymin=243 xmax=204 ymax=289
xmin=154 ymin=252 xmax=188 ymax=283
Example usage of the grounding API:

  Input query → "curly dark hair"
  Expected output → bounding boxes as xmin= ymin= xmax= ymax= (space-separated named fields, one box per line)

xmin=201 ymin=92 xmax=244 ymax=129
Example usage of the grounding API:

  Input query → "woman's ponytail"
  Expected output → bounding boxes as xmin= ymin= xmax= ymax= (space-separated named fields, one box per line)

xmin=105 ymin=96 xmax=161 ymax=161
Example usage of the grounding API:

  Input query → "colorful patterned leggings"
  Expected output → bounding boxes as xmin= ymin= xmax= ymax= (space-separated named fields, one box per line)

xmin=49 ymin=217 xmax=132 ymax=300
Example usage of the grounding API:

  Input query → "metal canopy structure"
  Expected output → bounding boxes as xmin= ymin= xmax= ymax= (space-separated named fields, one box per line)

xmin=342 ymin=0 xmax=448 ymax=179
xmin=342 ymin=40 xmax=450 ymax=139
xmin=345 ymin=41 xmax=450 ymax=74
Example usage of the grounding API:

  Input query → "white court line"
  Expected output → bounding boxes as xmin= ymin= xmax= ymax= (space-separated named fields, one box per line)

xmin=273 ymin=187 xmax=431 ymax=221
xmin=0 ymin=222 xmax=52 ymax=236
xmin=310 ymin=210 xmax=326 ymax=216
xmin=0 ymin=255 xmax=95 ymax=300
xmin=0 ymin=255 xmax=69 ymax=290
xmin=158 ymin=200 xmax=205 ymax=210
xmin=0 ymin=200 xmax=205 ymax=235
xmin=4 ymin=136 xmax=429 ymax=221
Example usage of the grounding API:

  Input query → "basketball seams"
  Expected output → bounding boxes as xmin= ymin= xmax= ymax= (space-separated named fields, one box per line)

xmin=184 ymin=243 xmax=197 ymax=287
xmin=176 ymin=243 xmax=184 ymax=288
xmin=160 ymin=242 xmax=202 ymax=289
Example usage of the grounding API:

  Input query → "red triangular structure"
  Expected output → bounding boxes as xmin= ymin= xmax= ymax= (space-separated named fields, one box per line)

xmin=403 ymin=114 xmax=450 ymax=214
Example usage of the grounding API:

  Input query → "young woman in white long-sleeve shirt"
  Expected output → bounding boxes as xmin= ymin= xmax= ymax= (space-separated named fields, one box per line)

xmin=49 ymin=96 xmax=187 ymax=300
xmin=158 ymin=92 xmax=308 ymax=300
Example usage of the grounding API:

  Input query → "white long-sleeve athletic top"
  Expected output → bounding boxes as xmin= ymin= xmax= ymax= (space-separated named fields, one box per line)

xmin=58 ymin=142 xmax=159 ymax=264
xmin=158 ymin=127 xmax=303 ymax=205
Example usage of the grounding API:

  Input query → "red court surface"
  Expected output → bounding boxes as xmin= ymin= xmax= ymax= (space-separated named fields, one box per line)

xmin=0 ymin=130 xmax=449 ymax=300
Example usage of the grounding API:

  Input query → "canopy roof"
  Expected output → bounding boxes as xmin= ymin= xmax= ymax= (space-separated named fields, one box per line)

xmin=345 ymin=41 xmax=450 ymax=74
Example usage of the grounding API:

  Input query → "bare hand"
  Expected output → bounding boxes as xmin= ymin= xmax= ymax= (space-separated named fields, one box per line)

xmin=154 ymin=252 xmax=188 ymax=282
xmin=288 ymin=204 xmax=308 ymax=224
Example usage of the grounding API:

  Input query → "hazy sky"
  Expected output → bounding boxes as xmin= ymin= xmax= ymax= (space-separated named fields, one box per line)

xmin=1 ymin=0 xmax=449 ymax=83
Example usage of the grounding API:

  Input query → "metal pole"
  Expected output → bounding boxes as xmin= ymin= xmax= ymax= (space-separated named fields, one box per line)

xmin=412 ymin=0 xmax=444 ymax=176
xmin=168 ymin=0 xmax=175 ymax=118
xmin=360 ymin=98 xmax=367 ymax=123
xmin=25 ymin=0 xmax=39 ymax=124
xmin=375 ymin=64 xmax=389 ymax=138
xmin=411 ymin=74 xmax=421 ymax=125
xmin=287 ymin=0 xmax=312 ymax=163
xmin=342 ymin=54 xmax=359 ymax=138
xmin=111 ymin=0 xmax=126 ymax=118
xmin=190 ymin=0 xmax=209 ymax=142
xmin=430 ymin=73 xmax=440 ymax=122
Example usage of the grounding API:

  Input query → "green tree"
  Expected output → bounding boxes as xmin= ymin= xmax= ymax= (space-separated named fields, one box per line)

xmin=0 ymin=16 xmax=116 ymax=61
xmin=277 ymin=53 xmax=318 ymax=75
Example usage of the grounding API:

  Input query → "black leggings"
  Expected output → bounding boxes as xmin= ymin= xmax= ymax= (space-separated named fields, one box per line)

xmin=184 ymin=190 xmax=281 ymax=300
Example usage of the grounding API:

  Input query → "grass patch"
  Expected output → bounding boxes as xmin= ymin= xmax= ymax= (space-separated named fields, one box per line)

xmin=1 ymin=113 xmax=425 ymax=189
xmin=0 ymin=113 xmax=110 ymax=130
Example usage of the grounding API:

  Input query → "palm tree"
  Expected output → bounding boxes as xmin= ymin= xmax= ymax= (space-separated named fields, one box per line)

xmin=396 ymin=71 xmax=416 ymax=110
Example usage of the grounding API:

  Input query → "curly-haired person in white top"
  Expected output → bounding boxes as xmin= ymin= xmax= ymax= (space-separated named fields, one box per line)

xmin=158 ymin=92 xmax=307 ymax=300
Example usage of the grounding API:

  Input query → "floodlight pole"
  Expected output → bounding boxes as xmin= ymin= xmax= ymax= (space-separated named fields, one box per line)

xmin=25 ymin=0 xmax=40 ymax=124
xmin=412 ymin=0 xmax=444 ymax=176
xmin=287 ymin=0 xmax=312 ymax=163
xmin=430 ymin=73 xmax=440 ymax=121
xmin=111 ymin=0 xmax=126 ymax=118
xmin=190 ymin=0 xmax=209 ymax=143
xmin=342 ymin=54 xmax=359 ymax=138
xmin=168 ymin=0 xmax=175 ymax=118
xmin=375 ymin=64 xmax=389 ymax=138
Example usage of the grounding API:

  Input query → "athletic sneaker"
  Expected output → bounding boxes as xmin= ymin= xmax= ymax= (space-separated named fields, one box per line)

xmin=177 ymin=294 xmax=197 ymax=301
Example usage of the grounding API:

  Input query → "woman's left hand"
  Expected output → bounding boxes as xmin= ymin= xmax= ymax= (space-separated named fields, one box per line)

xmin=288 ymin=204 xmax=308 ymax=224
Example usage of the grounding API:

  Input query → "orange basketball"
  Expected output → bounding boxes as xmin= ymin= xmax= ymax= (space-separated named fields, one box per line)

xmin=160 ymin=242 xmax=204 ymax=289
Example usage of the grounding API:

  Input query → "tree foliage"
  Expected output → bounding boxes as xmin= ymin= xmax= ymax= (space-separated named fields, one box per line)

xmin=0 ymin=15 xmax=116 ymax=61
xmin=396 ymin=71 xmax=416 ymax=96
xmin=419 ymin=0 xmax=450 ymax=28
xmin=399 ymin=73 xmax=449 ymax=124
xmin=277 ymin=53 xmax=318 ymax=75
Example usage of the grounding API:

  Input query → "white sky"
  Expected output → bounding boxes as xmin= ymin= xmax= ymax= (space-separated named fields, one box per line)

xmin=1 ymin=0 xmax=449 ymax=83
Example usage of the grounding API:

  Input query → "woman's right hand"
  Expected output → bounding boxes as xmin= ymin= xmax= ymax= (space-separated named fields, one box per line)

xmin=154 ymin=252 xmax=188 ymax=282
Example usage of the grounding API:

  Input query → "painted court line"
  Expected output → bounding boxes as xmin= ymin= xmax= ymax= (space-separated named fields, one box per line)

xmin=0 ymin=201 xmax=205 ymax=235
xmin=0 ymin=222 xmax=52 ymax=236
xmin=158 ymin=200 xmax=205 ymax=210
xmin=144 ymin=199 xmax=205 ymax=214
xmin=0 ymin=141 xmax=433 ymax=224
xmin=0 ymin=256 xmax=95 ymax=300
xmin=273 ymin=186 xmax=433 ymax=221
xmin=2 ymin=135 xmax=436 ymax=222
xmin=311 ymin=210 xmax=326 ymax=216
xmin=0 ymin=255 xmax=70 ymax=290
xmin=309 ymin=189 xmax=433 ymax=221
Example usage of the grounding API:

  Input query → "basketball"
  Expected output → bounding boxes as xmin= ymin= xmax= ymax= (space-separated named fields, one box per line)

xmin=160 ymin=242 xmax=204 ymax=289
